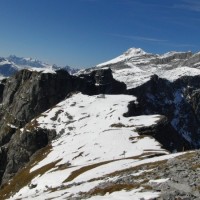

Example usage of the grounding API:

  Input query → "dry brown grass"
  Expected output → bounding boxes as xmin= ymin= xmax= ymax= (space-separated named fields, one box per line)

xmin=64 ymin=160 xmax=112 ymax=182
xmin=24 ymin=119 xmax=39 ymax=132
xmin=191 ymin=164 xmax=200 ymax=170
xmin=110 ymin=123 xmax=135 ymax=128
xmin=177 ymin=151 xmax=195 ymax=159
xmin=64 ymin=152 xmax=164 ymax=183
xmin=107 ymin=159 xmax=167 ymax=179
xmin=110 ymin=123 xmax=126 ymax=128
xmin=0 ymin=144 xmax=170 ymax=199
xmin=142 ymin=184 xmax=153 ymax=190
xmin=89 ymin=183 xmax=139 ymax=196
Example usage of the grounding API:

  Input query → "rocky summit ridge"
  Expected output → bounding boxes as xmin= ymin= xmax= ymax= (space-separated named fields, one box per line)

xmin=0 ymin=48 xmax=199 ymax=199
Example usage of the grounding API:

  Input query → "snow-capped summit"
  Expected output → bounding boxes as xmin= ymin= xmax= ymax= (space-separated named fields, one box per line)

xmin=97 ymin=47 xmax=148 ymax=67
xmin=124 ymin=47 xmax=147 ymax=56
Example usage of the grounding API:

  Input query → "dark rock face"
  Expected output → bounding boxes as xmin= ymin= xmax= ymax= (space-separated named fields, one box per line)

xmin=0 ymin=70 xmax=67 ymax=185
xmin=2 ymin=69 xmax=73 ymax=124
xmin=78 ymin=68 xmax=126 ymax=94
xmin=136 ymin=116 xmax=191 ymax=152
xmin=0 ymin=69 xmax=74 ymax=150
xmin=0 ymin=79 xmax=6 ymax=103
xmin=1 ymin=128 xmax=56 ymax=185
xmin=0 ymin=146 xmax=7 ymax=186
xmin=0 ymin=69 xmax=75 ymax=185
xmin=127 ymin=75 xmax=200 ymax=149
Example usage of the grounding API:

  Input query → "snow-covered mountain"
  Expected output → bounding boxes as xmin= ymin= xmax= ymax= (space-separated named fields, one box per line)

xmin=94 ymin=48 xmax=200 ymax=89
xmin=0 ymin=55 xmax=79 ymax=77
xmin=7 ymin=55 xmax=53 ymax=69
xmin=1 ymin=48 xmax=200 ymax=199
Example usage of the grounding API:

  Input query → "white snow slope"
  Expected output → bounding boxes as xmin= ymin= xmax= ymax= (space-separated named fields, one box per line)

xmin=94 ymin=48 xmax=200 ymax=89
xmin=5 ymin=93 xmax=185 ymax=200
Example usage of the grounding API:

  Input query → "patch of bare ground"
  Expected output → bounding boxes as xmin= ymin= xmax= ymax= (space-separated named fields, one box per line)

xmin=64 ymin=160 xmax=112 ymax=183
xmin=110 ymin=123 xmax=135 ymax=128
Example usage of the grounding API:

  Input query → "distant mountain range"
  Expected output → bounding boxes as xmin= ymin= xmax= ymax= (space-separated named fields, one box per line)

xmin=0 ymin=55 xmax=79 ymax=78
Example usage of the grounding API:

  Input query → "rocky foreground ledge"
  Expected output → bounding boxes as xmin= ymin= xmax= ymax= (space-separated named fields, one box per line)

xmin=155 ymin=150 xmax=200 ymax=199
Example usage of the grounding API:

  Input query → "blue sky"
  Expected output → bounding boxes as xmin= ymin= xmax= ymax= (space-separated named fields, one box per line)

xmin=0 ymin=0 xmax=200 ymax=68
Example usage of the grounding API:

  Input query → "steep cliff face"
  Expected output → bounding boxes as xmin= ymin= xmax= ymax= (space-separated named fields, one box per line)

xmin=0 ymin=69 xmax=74 ymax=185
xmin=78 ymin=68 xmax=126 ymax=94
xmin=1 ymin=128 xmax=56 ymax=185
xmin=0 ymin=69 xmax=73 ymax=148
xmin=2 ymin=70 xmax=72 ymax=123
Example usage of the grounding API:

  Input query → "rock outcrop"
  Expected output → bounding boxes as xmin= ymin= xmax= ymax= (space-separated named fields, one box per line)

xmin=78 ymin=68 xmax=126 ymax=94
xmin=1 ymin=127 xmax=56 ymax=185
xmin=127 ymin=74 xmax=200 ymax=149
xmin=135 ymin=116 xmax=191 ymax=152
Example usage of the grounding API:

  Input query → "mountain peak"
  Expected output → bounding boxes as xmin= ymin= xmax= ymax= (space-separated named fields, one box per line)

xmin=124 ymin=47 xmax=147 ymax=56
xmin=97 ymin=47 xmax=148 ymax=67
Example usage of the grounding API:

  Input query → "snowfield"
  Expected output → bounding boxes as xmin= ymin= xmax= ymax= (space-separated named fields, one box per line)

xmin=7 ymin=93 xmax=185 ymax=200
